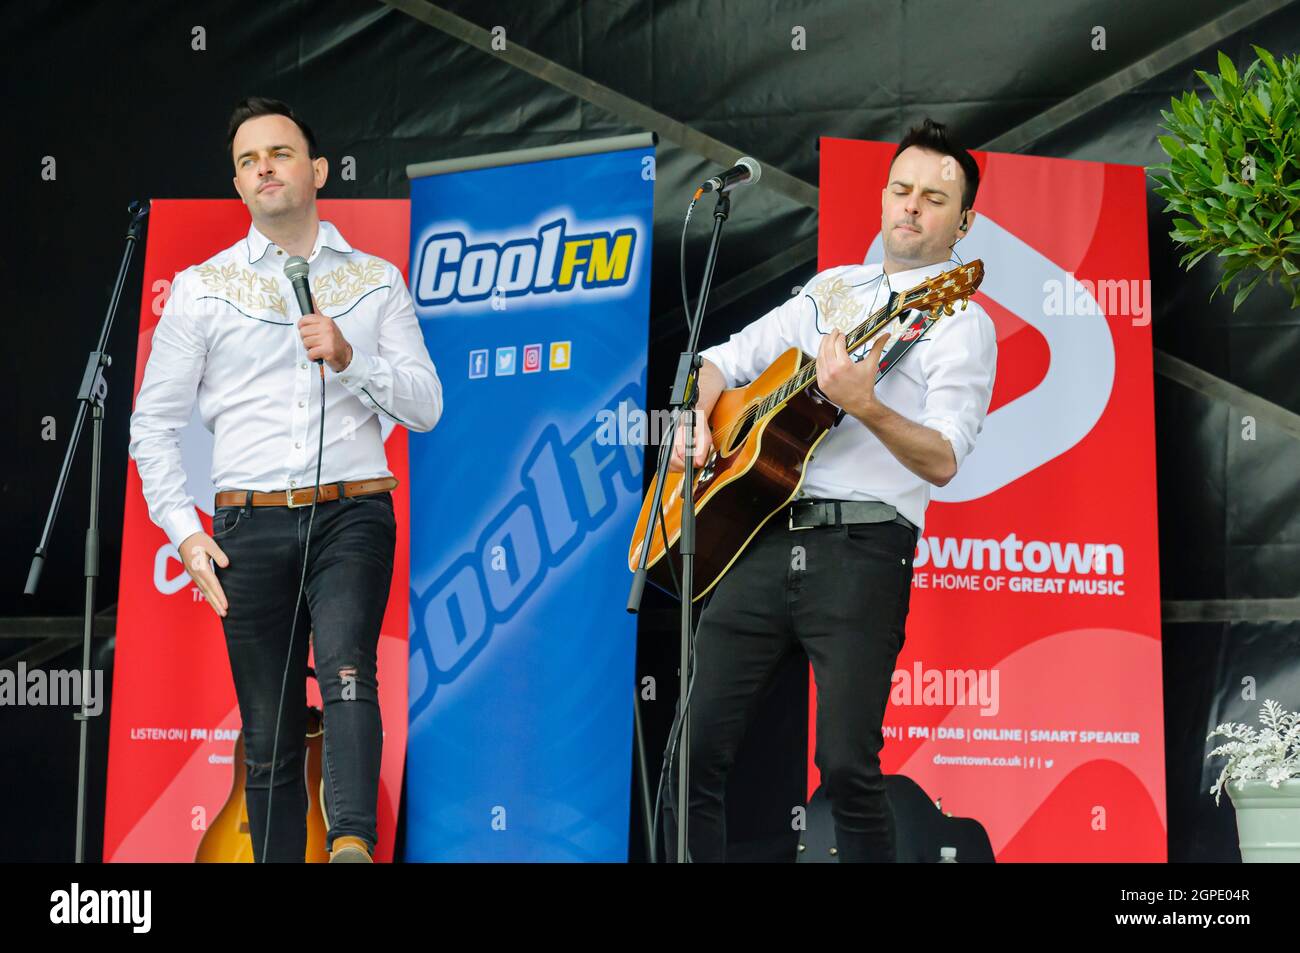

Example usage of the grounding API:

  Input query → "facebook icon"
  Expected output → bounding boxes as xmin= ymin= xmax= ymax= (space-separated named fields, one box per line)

xmin=468 ymin=348 xmax=488 ymax=379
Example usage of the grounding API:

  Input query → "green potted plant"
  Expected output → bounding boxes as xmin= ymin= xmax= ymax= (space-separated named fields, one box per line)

xmin=1207 ymin=700 xmax=1300 ymax=862
xmin=1150 ymin=45 xmax=1300 ymax=310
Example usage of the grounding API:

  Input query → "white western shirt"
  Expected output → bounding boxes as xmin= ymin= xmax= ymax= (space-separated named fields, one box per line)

xmin=698 ymin=259 xmax=997 ymax=534
xmin=129 ymin=220 xmax=442 ymax=551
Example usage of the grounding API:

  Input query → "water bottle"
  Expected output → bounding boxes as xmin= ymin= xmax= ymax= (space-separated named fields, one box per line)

xmin=939 ymin=846 xmax=958 ymax=863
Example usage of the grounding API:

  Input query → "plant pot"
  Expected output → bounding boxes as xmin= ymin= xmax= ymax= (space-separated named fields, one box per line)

xmin=1227 ymin=778 xmax=1300 ymax=862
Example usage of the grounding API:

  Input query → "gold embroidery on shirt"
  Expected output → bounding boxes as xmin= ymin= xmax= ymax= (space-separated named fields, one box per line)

xmin=809 ymin=276 xmax=865 ymax=333
xmin=311 ymin=260 xmax=386 ymax=309
xmin=196 ymin=262 xmax=288 ymax=317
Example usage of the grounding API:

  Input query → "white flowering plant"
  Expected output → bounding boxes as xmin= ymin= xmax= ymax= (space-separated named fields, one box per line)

xmin=1206 ymin=699 xmax=1300 ymax=805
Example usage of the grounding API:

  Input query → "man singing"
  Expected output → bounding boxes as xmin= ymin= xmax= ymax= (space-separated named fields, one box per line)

xmin=129 ymin=97 xmax=442 ymax=862
xmin=665 ymin=118 xmax=997 ymax=861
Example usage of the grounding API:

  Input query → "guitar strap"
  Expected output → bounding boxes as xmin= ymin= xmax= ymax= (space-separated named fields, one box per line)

xmin=875 ymin=309 xmax=935 ymax=382
xmin=831 ymin=307 xmax=935 ymax=428
xmin=831 ymin=305 xmax=934 ymax=428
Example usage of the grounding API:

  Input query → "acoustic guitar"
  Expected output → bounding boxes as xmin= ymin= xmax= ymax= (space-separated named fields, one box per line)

xmin=628 ymin=260 xmax=985 ymax=602
xmin=194 ymin=704 xmax=331 ymax=863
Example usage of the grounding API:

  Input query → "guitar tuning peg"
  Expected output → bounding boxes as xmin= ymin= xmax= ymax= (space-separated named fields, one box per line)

xmin=960 ymin=297 xmax=969 ymax=311
xmin=943 ymin=302 xmax=954 ymax=316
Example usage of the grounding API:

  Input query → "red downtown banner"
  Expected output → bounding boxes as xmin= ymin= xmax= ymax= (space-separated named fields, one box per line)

xmin=104 ymin=199 xmax=412 ymax=862
xmin=815 ymin=139 xmax=1165 ymax=860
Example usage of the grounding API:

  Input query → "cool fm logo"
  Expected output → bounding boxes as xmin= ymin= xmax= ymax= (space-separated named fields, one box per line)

xmin=865 ymin=214 xmax=1119 ymax=501
xmin=411 ymin=210 xmax=644 ymax=316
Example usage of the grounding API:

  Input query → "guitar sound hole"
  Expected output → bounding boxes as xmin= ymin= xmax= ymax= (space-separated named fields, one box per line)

xmin=727 ymin=414 xmax=754 ymax=452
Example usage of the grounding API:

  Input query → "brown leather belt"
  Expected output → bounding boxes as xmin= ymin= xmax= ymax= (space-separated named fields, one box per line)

xmin=214 ymin=476 xmax=398 ymax=509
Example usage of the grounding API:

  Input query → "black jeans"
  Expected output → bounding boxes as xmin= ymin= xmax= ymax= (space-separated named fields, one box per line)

xmin=212 ymin=487 xmax=396 ymax=862
xmin=664 ymin=514 xmax=915 ymax=862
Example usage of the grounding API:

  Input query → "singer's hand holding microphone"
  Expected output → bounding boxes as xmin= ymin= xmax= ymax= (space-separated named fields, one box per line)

xmin=297 ymin=312 xmax=352 ymax=372
xmin=284 ymin=255 xmax=353 ymax=372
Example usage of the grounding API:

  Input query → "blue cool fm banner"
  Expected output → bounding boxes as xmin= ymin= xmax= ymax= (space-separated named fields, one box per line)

xmin=405 ymin=144 xmax=654 ymax=860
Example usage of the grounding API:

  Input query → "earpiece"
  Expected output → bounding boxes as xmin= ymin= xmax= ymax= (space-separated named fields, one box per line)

xmin=958 ymin=210 xmax=970 ymax=232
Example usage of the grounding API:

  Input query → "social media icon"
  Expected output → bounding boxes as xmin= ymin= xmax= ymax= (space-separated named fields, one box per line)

xmin=496 ymin=346 xmax=517 ymax=376
xmin=469 ymin=349 xmax=489 ymax=379
xmin=523 ymin=344 xmax=542 ymax=373
xmin=549 ymin=341 xmax=571 ymax=371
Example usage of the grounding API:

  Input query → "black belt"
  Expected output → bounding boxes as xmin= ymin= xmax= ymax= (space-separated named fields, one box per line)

xmin=788 ymin=499 xmax=917 ymax=533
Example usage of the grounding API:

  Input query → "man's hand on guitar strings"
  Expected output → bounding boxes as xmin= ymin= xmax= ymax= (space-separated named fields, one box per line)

xmin=817 ymin=328 xmax=889 ymax=422
xmin=668 ymin=409 xmax=713 ymax=474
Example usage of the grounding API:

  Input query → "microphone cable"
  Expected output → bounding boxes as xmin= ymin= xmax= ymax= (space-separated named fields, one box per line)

xmin=260 ymin=361 xmax=326 ymax=862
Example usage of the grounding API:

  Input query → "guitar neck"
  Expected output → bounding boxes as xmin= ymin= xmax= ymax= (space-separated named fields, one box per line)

xmin=737 ymin=258 xmax=985 ymax=423
xmin=751 ymin=300 xmax=900 ymax=419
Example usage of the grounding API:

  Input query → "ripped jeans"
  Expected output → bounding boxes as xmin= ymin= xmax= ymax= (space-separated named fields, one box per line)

xmin=211 ymin=487 xmax=396 ymax=861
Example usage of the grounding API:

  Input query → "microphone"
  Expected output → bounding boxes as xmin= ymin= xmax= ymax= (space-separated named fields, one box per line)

xmin=283 ymin=256 xmax=321 ymax=364
xmin=699 ymin=157 xmax=761 ymax=194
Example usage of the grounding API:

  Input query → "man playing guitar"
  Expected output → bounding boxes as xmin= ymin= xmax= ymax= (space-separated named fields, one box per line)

xmin=664 ymin=118 xmax=997 ymax=862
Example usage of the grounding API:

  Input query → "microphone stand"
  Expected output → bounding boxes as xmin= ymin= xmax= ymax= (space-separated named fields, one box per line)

xmin=24 ymin=199 xmax=149 ymax=863
xmin=628 ymin=188 xmax=733 ymax=862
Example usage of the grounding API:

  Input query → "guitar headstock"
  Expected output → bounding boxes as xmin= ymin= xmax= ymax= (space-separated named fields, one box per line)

xmin=895 ymin=260 xmax=985 ymax=318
